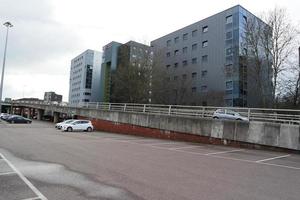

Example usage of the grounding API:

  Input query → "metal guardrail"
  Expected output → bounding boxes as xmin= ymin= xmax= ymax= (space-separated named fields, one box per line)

xmin=8 ymin=100 xmax=300 ymax=125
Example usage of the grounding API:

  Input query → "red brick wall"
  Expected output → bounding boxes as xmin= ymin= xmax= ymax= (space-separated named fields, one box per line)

xmin=77 ymin=116 xmax=296 ymax=152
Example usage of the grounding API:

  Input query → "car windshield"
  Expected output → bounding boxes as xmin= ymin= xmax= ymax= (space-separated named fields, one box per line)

xmin=64 ymin=120 xmax=74 ymax=124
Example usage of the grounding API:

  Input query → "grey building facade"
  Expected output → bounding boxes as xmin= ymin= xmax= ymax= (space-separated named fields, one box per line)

xmin=69 ymin=50 xmax=102 ymax=104
xmin=44 ymin=91 xmax=62 ymax=103
xmin=151 ymin=5 xmax=272 ymax=107
xmin=101 ymin=41 xmax=152 ymax=103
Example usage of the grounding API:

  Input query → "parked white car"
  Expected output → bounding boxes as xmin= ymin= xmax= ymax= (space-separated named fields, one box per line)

xmin=61 ymin=120 xmax=94 ymax=132
xmin=55 ymin=119 xmax=75 ymax=129
xmin=212 ymin=109 xmax=249 ymax=121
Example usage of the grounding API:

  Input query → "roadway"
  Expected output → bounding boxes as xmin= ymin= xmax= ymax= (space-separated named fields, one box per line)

xmin=0 ymin=120 xmax=300 ymax=200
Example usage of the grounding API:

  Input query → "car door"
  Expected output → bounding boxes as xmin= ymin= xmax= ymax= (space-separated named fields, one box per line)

xmin=72 ymin=121 xmax=81 ymax=131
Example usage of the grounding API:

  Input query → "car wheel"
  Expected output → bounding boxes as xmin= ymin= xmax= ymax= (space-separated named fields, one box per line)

xmin=87 ymin=127 xmax=92 ymax=132
xmin=236 ymin=118 xmax=242 ymax=121
xmin=67 ymin=127 xmax=73 ymax=132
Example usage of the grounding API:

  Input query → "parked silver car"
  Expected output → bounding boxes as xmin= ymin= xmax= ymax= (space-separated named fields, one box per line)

xmin=212 ymin=109 xmax=249 ymax=121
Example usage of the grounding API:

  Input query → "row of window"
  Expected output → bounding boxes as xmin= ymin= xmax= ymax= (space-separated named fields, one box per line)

xmin=168 ymin=70 xmax=208 ymax=81
xmin=166 ymin=41 xmax=208 ymax=58
xmin=166 ymin=55 xmax=208 ymax=69
xmin=173 ymin=85 xmax=208 ymax=94
xmin=166 ymin=26 xmax=208 ymax=47
xmin=73 ymin=56 xmax=84 ymax=64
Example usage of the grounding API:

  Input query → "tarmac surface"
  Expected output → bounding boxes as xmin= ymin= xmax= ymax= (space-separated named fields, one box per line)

xmin=0 ymin=120 xmax=300 ymax=200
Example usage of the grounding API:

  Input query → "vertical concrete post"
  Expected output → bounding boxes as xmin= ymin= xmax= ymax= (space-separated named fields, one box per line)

xmin=37 ymin=109 xmax=44 ymax=120
xmin=53 ymin=112 xmax=59 ymax=123
xmin=27 ymin=108 xmax=31 ymax=119
xmin=20 ymin=107 xmax=24 ymax=117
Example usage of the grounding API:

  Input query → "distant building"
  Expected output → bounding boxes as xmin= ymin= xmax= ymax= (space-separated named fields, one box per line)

xmin=14 ymin=98 xmax=43 ymax=103
xmin=44 ymin=92 xmax=62 ymax=103
xmin=151 ymin=5 xmax=273 ymax=107
xmin=69 ymin=49 xmax=102 ymax=104
xmin=101 ymin=41 xmax=152 ymax=103
xmin=100 ymin=42 xmax=122 ymax=102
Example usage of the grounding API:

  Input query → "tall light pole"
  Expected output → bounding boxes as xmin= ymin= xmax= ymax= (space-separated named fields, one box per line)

xmin=0 ymin=22 xmax=13 ymax=113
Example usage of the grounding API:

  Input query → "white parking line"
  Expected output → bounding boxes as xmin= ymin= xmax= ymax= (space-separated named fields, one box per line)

xmin=147 ymin=142 xmax=178 ymax=146
xmin=169 ymin=145 xmax=205 ymax=150
xmin=21 ymin=197 xmax=41 ymax=200
xmin=0 ymin=171 xmax=16 ymax=176
xmin=0 ymin=153 xmax=48 ymax=200
xmin=205 ymin=149 xmax=245 ymax=155
xmin=255 ymin=154 xmax=291 ymax=163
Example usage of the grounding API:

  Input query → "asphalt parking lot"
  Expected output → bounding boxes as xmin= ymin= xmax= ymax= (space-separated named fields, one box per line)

xmin=0 ymin=120 xmax=300 ymax=200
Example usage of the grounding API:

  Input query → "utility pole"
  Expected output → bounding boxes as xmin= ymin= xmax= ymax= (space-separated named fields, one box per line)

xmin=0 ymin=22 xmax=13 ymax=113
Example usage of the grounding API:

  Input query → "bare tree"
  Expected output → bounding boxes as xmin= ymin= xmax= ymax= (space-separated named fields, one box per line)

xmin=243 ymin=7 xmax=298 ymax=107
xmin=111 ymin=44 xmax=152 ymax=103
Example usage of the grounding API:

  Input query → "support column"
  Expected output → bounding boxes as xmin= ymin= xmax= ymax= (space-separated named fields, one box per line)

xmin=27 ymin=108 xmax=31 ymax=119
xmin=20 ymin=107 xmax=24 ymax=117
xmin=53 ymin=112 xmax=59 ymax=123
xmin=37 ymin=109 xmax=44 ymax=120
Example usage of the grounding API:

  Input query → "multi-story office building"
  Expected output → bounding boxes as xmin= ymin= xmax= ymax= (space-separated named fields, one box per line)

xmin=100 ymin=42 xmax=122 ymax=102
xmin=101 ymin=41 xmax=152 ymax=103
xmin=151 ymin=5 xmax=272 ymax=107
xmin=44 ymin=91 xmax=62 ymax=103
xmin=69 ymin=50 xmax=102 ymax=104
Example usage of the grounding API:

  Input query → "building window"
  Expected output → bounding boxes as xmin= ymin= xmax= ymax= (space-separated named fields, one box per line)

xmin=201 ymin=70 xmax=208 ymax=77
xmin=183 ymin=47 xmax=188 ymax=54
xmin=174 ymin=63 xmax=178 ymax=68
xmin=84 ymin=92 xmax=91 ymax=96
xmin=202 ymin=26 xmax=208 ymax=33
xmin=174 ymin=76 xmax=178 ymax=80
xmin=192 ymin=87 xmax=197 ymax=93
xmin=202 ymin=55 xmax=208 ymax=63
xmin=243 ymin=15 xmax=248 ymax=23
xmin=166 ymin=52 xmax=171 ymax=57
xmin=226 ymin=47 xmax=233 ymax=55
xmin=183 ymin=33 xmax=188 ymax=41
xmin=226 ymin=15 xmax=233 ymax=24
xmin=174 ymin=37 xmax=179 ymax=43
xmin=166 ymin=65 xmax=171 ymax=69
xmin=182 ymin=60 xmax=188 ymax=66
xmin=192 ymin=43 xmax=198 ymax=51
xmin=167 ymin=40 xmax=171 ymax=47
xmin=202 ymin=41 xmax=208 ymax=48
xmin=174 ymin=49 xmax=179 ymax=56
xmin=192 ymin=72 xmax=197 ymax=78
xmin=201 ymin=85 xmax=208 ymax=92
xmin=226 ymin=31 xmax=233 ymax=39
xmin=85 ymin=65 xmax=93 ymax=89
xmin=192 ymin=57 xmax=198 ymax=64
xmin=192 ymin=29 xmax=198 ymax=37
xmin=226 ymin=81 xmax=233 ymax=89
xmin=182 ymin=74 xmax=187 ymax=80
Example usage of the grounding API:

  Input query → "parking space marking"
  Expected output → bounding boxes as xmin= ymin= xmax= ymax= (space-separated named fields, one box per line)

xmin=94 ymin=133 xmax=300 ymax=170
xmin=205 ymin=149 xmax=245 ymax=155
xmin=22 ymin=197 xmax=41 ymax=200
xmin=169 ymin=145 xmax=206 ymax=150
xmin=0 ymin=171 xmax=16 ymax=176
xmin=255 ymin=154 xmax=291 ymax=163
xmin=0 ymin=153 xmax=48 ymax=200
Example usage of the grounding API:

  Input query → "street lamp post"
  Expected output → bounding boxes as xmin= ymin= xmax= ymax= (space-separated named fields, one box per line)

xmin=0 ymin=22 xmax=13 ymax=113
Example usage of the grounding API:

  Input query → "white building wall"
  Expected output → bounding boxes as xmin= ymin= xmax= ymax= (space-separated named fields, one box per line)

xmin=69 ymin=50 xmax=102 ymax=104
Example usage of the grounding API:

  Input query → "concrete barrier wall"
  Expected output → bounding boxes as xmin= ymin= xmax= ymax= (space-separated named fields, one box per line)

xmin=17 ymin=103 xmax=300 ymax=151
xmin=75 ymin=109 xmax=300 ymax=151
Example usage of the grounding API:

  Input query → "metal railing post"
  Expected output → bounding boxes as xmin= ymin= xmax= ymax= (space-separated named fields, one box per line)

xmin=202 ymin=107 xmax=205 ymax=117
xmin=248 ymin=108 xmax=251 ymax=120
xmin=124 ymin=104 xmax=127 ymax=112
xmin=143 ymin=104 xmax=146 ymax=113
xmin=96 ymin=102 xmax=99 ymax=109
xmin=108 ymin=103 xmax=111 ymax=110
xmin=168 ymin=105 xmax=172 ymax=115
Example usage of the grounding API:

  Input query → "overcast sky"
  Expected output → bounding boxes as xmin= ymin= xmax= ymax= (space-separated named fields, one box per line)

xmin=0 ymin=0 xmax=299 ymax=101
